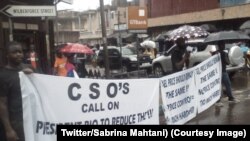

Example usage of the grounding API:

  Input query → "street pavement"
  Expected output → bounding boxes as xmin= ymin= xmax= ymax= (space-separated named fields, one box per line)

xmin=186 ymin=70 xmax=250 ymax=125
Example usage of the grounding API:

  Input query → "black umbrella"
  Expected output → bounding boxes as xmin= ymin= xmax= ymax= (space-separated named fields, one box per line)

xmin=200 ymin=24 xmax=217 ymax=32
xmin=240 ymin=20 xmax=250 ymax=30
xmin=204 ymin=31 xmax=250 ymax=43
xmin=241 ymin=29 xmax=250 ymax=36
xmin=154 ymin=34 xmax=165 ymax=42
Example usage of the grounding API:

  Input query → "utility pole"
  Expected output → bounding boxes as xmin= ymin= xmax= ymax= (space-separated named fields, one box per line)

xmin=0 ymin=17 xmax=4 ymax=66
xmin=54 ymin=0 xmax=61 ymax=45
xmin=8 ymin=18 xmax=13 ymax=41
xmin=117 ymin=10 xmax=123 ymax=72
xmin=136 ymin=34 xmax=140 ymax=72
xmin=78 ymin=13 xmax=81 ymax=43
xmin=45 ymin=17 xmax=52 ymax=71
xmin=100 ymin=0 xmax=110 ymax=78
xmin=55 ymin=3 xmax=59 ymax=44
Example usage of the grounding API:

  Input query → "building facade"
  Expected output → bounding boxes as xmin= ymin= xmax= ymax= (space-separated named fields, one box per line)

xmin=146 ymin=0 xmax=250 ymax=36
xmin=79 ymin=1 xmax=142 ymax=46
xmin=79 ymin=6 xmax=115 ymax=46
xmin=55 ymin=10 xmax=80 ymax=44
xmin=112 ymin=0 xmax=128 ymax=7
xmin=54 ymin=0 xmax=145 ymax=47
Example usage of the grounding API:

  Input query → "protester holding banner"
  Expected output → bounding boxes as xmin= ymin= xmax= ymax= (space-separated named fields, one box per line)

xmin=218 ymin=41 xmax=237 ymax=102
xmin=171 ymin=37 xmax=190 ymax=73
xmin=0 ymin=41 xmax=33 ymax=141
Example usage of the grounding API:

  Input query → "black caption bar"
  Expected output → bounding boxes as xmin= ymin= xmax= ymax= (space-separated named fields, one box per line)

xmin=57 ymin=125 xmax=249 ymax=140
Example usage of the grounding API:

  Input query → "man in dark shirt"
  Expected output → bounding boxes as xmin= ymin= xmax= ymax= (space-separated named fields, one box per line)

xmin=171 ymin=37 xmax=190 ymax=73
xmin=218 ymin=41 xmax=236 ymax=102
xmin=0 ymin=41 xmax=33 ymax=141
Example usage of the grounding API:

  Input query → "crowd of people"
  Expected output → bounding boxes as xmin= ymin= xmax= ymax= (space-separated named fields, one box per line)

xmin=20 ymin=42 xmax=101 ymax=78
xmin=53 ymin=49 xmax=102 ymax=78
xmin=0 ymin=41 xmax=103 ymax=141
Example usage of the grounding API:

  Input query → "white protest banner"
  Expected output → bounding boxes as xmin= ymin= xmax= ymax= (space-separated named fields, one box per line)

xmin=61 ymin=0 xmax=73 ymax=4
xmin=195 ymin=54 xmax=222 ymax=113
xmin=20 ymin=73 xmax=159 ymax=141
xmin=160 ymin=68 xmax=197 ymax=125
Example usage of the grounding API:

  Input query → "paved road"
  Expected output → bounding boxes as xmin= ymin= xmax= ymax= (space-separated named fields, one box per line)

xmin=186 ymin=70 xmax=250 ymax=125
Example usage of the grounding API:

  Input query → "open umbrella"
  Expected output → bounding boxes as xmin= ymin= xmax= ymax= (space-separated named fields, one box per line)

xmin=240 ymin=20 xmax=250 ymax=30
xmin=167 ymin=25 xmax=209 ymax=40
xmin=241 ymin=29 xmax=250 ymax=36
xmin=60 ymin=43 xmax=94 ymax=54
xmin=204 ymin=31 xmax=250 ymax=43
xmin=154 ymin=33 xmax=165 ymax=42
xmin=200 ymin=24 xmax=217 ymax=32
xmin=140 ymin=40 xmax=156 ymax=48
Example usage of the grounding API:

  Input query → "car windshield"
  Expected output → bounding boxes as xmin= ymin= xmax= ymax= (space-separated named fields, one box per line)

xmin=121 ymin=47 xmax=136 ymax=55
xmin=225 ymin=43 xmax=238 ymax=50
xmin=165 ymin=38 xmax=207 ymax=55
xmin=186 ymin=39 xmax=206 ymax=51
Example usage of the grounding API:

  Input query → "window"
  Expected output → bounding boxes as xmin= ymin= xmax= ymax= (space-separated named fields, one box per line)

xmin=109 ymin=49 xmax=120 ymax=56
xmin=122 ymin=47 xmax=136 ymax=55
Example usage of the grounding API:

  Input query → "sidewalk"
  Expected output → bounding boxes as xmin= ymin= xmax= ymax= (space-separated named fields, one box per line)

xmin=187 ymin=93 xmax=250 ymax=124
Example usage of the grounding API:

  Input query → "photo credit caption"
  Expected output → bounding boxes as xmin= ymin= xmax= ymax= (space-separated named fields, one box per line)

xmin=57 ymin=126 xmax=248 ymax=139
